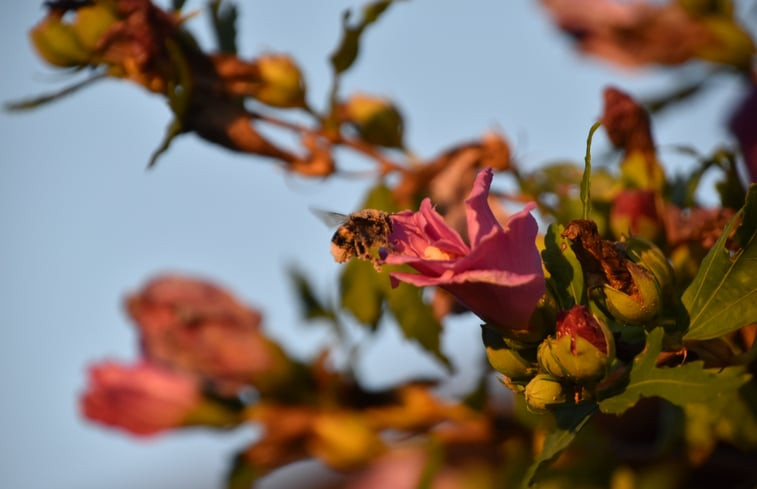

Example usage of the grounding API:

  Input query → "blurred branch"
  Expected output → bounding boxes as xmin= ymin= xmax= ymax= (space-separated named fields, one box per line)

xmin=5 ymin=71 xmax=106 ymax=111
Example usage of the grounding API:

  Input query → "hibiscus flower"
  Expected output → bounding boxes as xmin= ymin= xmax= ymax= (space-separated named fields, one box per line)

xmin=382 ymin=168 xmax=545 ymax=332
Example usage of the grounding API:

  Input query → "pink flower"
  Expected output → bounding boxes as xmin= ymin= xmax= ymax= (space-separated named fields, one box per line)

xmin=126 ymin=275 xmax=287 ymax=395
xmin=609 ymin=189 xmax=663 ymax=241
xmin=80 ymin=361 xmax=201 ymax=436
xmin=541 ymin=0 xmax=710 ymax=68
xmin=383 ymin=168 xmax=545 ymax=332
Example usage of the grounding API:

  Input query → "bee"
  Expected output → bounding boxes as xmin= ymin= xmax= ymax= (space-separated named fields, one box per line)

xmin=313 ymin=208 xmax=393 ymax=267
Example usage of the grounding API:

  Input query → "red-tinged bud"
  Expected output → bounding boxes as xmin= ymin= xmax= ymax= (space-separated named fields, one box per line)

xmin=557 ymin=305 xmax=610 ymax=353
xmin=609 ymin=189 xmax=663 ymax=242
xmin=537 ymin=305 xmax=614 ymax=383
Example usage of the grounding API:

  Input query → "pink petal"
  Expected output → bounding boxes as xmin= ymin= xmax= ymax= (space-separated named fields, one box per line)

xmin=465 ymin=167 xmax=500 ymax=248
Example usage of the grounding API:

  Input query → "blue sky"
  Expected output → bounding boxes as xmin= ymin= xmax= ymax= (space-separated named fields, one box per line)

xmin=0 ymin=1 xmax=746 ymax=488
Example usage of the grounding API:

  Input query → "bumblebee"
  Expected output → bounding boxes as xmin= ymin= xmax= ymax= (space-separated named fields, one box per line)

xmin=314 ymin=209 xmax=393 ymax=266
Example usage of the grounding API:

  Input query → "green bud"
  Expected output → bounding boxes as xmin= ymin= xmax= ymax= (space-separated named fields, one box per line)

xmin=310 ymin=413 xmax=386 ymax=470
xmin=342 ymin=94 xmax=405 ymax=148
xmin=30 ymin=16 xmax=90 ymax=67
xmin=482 ymin=327 xmax=537 ymax=381
xmin=502 ymin=292 xmax=557 ymax=346
xmin=73 ymin=4 xmax=119 ymax=52
xmin=255 ymin=55 xmax=307 ymax=108
xmin=524 ymin=374 xmax=566 ymax=412
xmin=538 ymin=336 xmax=609 ymax=383
xmin=621 ymin=236 xmax=674 ymax=299
xmin=603 ymin=262 xmax=662 ymax=324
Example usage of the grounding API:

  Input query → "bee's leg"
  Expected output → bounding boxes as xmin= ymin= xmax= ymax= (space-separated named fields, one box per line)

xmin=369 ymin=258 xmax=383 ymax=272
xmin=354 ymin=240 xmax=367 ymax=259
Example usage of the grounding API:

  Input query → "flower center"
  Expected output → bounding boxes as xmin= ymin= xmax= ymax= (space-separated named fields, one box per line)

xmin=422 ymin=246 xmax=453 ymax=260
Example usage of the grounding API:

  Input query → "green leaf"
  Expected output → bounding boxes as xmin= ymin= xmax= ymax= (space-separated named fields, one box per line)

xmin=338 ymin=260 xmax=451 ymax=368
xmin=684 ymin=380 xmax=757 ymax=452
xmin=669 ymin=147 xmax=747 ymax=209
xmin=340 ymin=259 xmax=385 ymax=329
xmin=521 ymin=402 xmax=597 ymax=488
xmin=288 ymin=267 xmax=337 ymax=323
xmin=147 ymin=118 xmax=183 ymax=169
xmin=362 ymin=183 xmax=398 ymax=212
xmin=385 ymin=279 xmax=451 ymax=370
xmin=416 ymin=439 xmax=444 ymax=489
xmin=542 ymin=224 xmax=585 ymax=310
xmin=642 ymin=77 xmax=708 ymax=115
xmin=519 ymin=163 xmax=582 ymax=221
xmin=148 ymin=38 xmax=194 ymax=169
xmin=329 ymin=0 xmax=394 ymax=75
xmin=209 ymin=0 xmax=238 ymax=54
xmin=599 ymin=328 xmax=749 ymax=415
xmin=521 ymin=163 xmax=583 ymax=195
xmin=682 ymin=185 xmax=757 ymax=341
xmin=714 ymin=149 xmax=747 ymax=211
xmin=225 ymin=451 xmax=261 ymax=489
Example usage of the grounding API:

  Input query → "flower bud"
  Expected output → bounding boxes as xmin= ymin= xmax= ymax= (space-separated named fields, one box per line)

xmin=73 ymin=4 xmax=119 ymax=52
xmin=609 ymin=189 xmax=663 ymax=242
xmin=603 ymin=262 xmax=662 ymax=324
xmin=524 ymin=374 xmax=566 ymax=412
xmin=482 ymin=327 xmax=537 ymax=382
xmin=255 ymin=55 xmax=307 ymax=108
xmin=670 ymin=243 xmax=702 ymax=285
xmin=30 ymin=16 xmax=90 ymax=67
xmin=80 ymin=361 xmax=203 ymax=437
xmin=341 ymin=94 xmax=405 ymax=148
xmin=182 ymin=398 xmax=242 ymax=429
xmin=309 ymin=413 xmax=385 ymax=470
xmin=620 ymin=152 xmax=665 ymax=192
xmin=497 ymin=292 xmax=558 ymax=347
xmin=621 ymin=236 xmax=674 ymax=299
xmin=537 ymin=305 xmax=613 ymax=383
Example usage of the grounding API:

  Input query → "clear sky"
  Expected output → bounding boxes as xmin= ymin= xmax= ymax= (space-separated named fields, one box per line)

xmin=0 ymin=1 xmax=746 ymax=488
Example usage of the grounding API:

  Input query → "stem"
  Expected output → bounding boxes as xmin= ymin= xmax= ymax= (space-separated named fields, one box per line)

xmin=5 ymin=71 xmax=107 ymax=111
xmin=581 ymin=121 xmax=602 ymax=221
xmin=250 ymin=110 xmax=407 ymax=176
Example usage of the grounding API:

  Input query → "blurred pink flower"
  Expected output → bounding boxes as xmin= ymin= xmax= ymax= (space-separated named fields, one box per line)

xmin=609 ymin=189 xmax=663 ymax=241
xmin=383 ymin=168 xmax=545 ymax=332
xmin=80 ymin=361 xmax=201 ymax=436
xmin=126 ymin=275 xmax=286 ymax=395
xmin=541 ymin=0 xmax=710 ymax=67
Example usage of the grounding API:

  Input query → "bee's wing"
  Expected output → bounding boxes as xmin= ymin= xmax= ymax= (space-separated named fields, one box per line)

xmin=310 ymin=207 xmax=348 ymax=228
